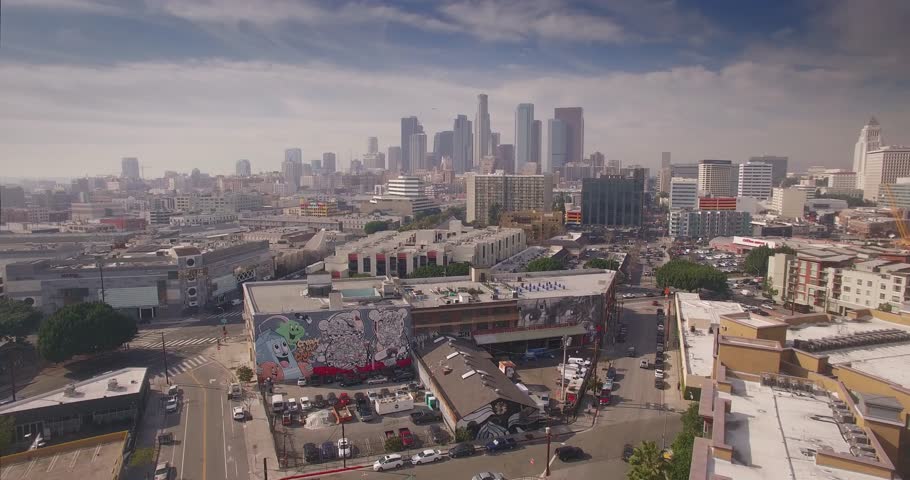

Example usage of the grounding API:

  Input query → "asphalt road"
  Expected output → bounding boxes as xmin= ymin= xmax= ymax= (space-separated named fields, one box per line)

xmin=158 ymin=360 xmax=250 ymax=480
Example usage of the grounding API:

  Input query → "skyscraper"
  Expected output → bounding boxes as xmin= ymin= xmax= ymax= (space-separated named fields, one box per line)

xmin=548 ymin=118 xmax=568 ymax=173
xmin=515 ymin=103 xmax=535 ymax=172
xmin=853 ymin=117 xmax=882 ymax=188
xmin=283 ymin=148 xmax=304 ymax=191
xmin=285 ymin=148 xmax=302 ymax=165
xmin=658 ymin=152 xmax=672 ymax=193
xmin=235 ymin=159 xmax=251 ymax=177
xmin=661 ymin=152 xmax=671 ymax=169
xmin=387 ymin=146 xmax=401 ymax=173
xmin=738 ymin=161 xmax=774 ymax=200
xmin=367 ymin=136 xmax=379 ymax=155
xmin=433 ymin=131 xmax=454 ymax=166
xmin=491 ymin=132 xmax=501 ymax=153
xmin=453 ymin=114 xmax=473 ymax=173
xmin=474 ymin=94 xmax=491 ymax=167
xmin=121 ymin=157 xmax=140 ymax=179
xmin=697 ymin=160 xmax=735 ymax=197
xmin=496 ymin=144 xmax=515 ymax=174
xmin=749 ymin=155 xmax=790 ymax=186
xmin=581 ymin=173 xmax=644 ymax=226
xmin=531 ymin=120 xmax=542 ymax=166
xmin=322 ymin=152 xmax=337 ymax=173
xmin=554 ymin=107 xmax=584 ymax=163
xmin=409 ymin=132 xmax=428 ymax=171
xmin=400 ymin=117 xmax=422 ymax=173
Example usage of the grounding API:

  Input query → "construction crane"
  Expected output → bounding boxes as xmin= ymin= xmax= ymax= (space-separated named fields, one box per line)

xmin=881 ymin=183 xmax=910 ymax=247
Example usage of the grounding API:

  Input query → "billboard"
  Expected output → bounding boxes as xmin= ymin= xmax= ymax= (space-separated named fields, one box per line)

xmin=516 ymin=294 xmax=603 ymax=329
xmin=252 ymin=306 xmax=411 ymax=383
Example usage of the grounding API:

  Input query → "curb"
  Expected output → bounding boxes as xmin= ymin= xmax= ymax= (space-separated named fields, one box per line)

xmin=279 ymin=465 xmax=368 ymax=479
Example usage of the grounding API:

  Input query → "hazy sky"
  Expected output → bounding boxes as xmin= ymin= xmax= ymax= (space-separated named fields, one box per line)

xmin=2 ymin=0 xmax=910 ymax=178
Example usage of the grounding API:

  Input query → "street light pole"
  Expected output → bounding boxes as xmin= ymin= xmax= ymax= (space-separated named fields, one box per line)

xmin=161 ymin=332 xmax=170 ymax=385
xmin=341 ymin=416 xmax=347 ymax=468
xmin=545 ymin=426 xmax=552 ymax=477
xmin=97 ymin=260 xmax=106 ymax=304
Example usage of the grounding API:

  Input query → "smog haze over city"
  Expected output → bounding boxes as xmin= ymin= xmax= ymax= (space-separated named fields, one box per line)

xmin=2 ymin=0 xmax=910 ymax=178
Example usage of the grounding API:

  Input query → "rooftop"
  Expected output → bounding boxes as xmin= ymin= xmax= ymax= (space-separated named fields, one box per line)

xmin=678 ymin=293 xmax=744 ymax=378
xmin=0 ymin=432 xmax=127 ymax=480
xmin=709 ymin=379 xmax=884 ymax=480
xmin=722 ymin=312 xmax=786 ymax=329
xmin=0 ymin=368 xmax=147 ymax=415
xmin=244 ymin=277 xmax=407 ymax=314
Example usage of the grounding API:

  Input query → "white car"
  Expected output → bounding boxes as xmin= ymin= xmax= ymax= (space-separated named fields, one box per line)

xmin=411 ymin=449 xmax=443 ymax=465
xmin=655 ymin=369 xmax=665 ymax=379
xmin=232 ymin=406 xmax=247 ymax=421
xmin=300 ymin=396 xmax=312 ymax=411
xmin=154 ymin=462 xmax=170 ymax=480
xmin=164 ymin=396 xmax=178 ymax=413
xmin=373 ymin=454 xmax=404 ymax=471
xmin=761 ymin=303 xmax=774 ymax=309
xmin=287 ymin=397 xmax=299 ymax=412
xmin=337 ymin=438 xmax=353 ymax=459
xmin=296 ymin=377 xmax=307 ymax=386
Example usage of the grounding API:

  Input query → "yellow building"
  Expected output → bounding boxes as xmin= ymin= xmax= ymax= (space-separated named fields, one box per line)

xmin=499 ymin=210 xmax=564 ymax=245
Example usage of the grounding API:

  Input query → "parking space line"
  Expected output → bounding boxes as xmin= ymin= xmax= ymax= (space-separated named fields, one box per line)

xmin=23 ymin=458 xmax=37 ymax=476
xmin=92 ymin=444 xmax=102 ymax=462
xmin=46 ymin=453 xmax=59 ymax=472
xmin=69 ymin=449 xmax=81 ymax=469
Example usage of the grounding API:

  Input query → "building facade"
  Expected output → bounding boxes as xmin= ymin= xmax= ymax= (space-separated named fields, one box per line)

xmin=554 ymin=107 xmax=584 ymax=163
xmin=771 ymin=188 xmax=807 ymax=219
xmin=465 ymin=173 xmax=554 ymax=226
xmin=515 ymin=103 xmax=535 ymax=172
xmin=668 ymin=210 xmax=752 ymax=240
xmin=749 ymin=155 xmax=789 ymax=186
xmin=121 ymin=157 xmax=140 ymax=179
xmin=235 ymin=159 xmax=251 ymax=177
xmin=738 ymin=161 xmax=774 ymax=199
xmin=697 ymin=160 xmax=735 ymax=197
xmin=669 ymin=178 xmax=698 ymax=210
xmin=853 ymin=117 xmax=883 ymax=188
xmin=863 ymin=146 xmax=910 ymax=201
xmin=547 ymin=118 xmax=567 ymax=174
xmin=474 ymin=94 xmax=491 ymax=167
xmin=580 ymin=174 xmax=644 ymax=226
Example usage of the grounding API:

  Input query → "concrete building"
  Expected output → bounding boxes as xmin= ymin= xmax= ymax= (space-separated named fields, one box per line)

xmin=386 ymin=146 xmax=400 ymax=173
xmin=547 ymin=118 xmax=567 ymax=174
xmin=465 ymin=173 xmax=553 ymax=226
xmin=771 ymin=187 xmax=807 ymax=219
xmin=453 ymin=114 xmax=473 ymax=174
xmin=322 ymin=152 xmax=337 ymax=173
xmin=474 ymin=94 xmax=492 ymax=167
xmin=671 ymin=163 xmax=699 ymax=179
xmin=832 ymin=260 xmax=910 ymax=313
xmin=120 ymin=157 xmax=140 ymax=180
xmin=515 ymin=103 xmax=535 ymax=172
xmin=879 ymin=177 xmax=910 ymax=209
xmin=698 ymin=197 xmax=737 ymax=211
xmin=364 ymin=176 xmax=437 ymax=217
xmin=433 ymin=130 xmax=454 ymax=166
xmin=554 ymin=107 xmax=584 ymax=163
xmin=668 ymin=209 xmax=752 ymax=240
xmin=174 ymin=192 xmax=263 ymax=213
xmin=499 ymin=210 xmax=564 ymax=245
xmin=282 ymin=149 xmax=304 ymax=192
xmin=71 ymin=202 xmax=125 ymax=222
xmin=669 ymin=178 xmax=698 ymax=209
xmin=169 ymin=213 xmax=238 ymax=226
xmin=400 ymin=116 xmax=422 ymax=173
xmin=853 ymin=117 xmax=883 ymax=188
xmin=409 ymin=132 xmax=428 ymax=171
xmin=738 ymin=161 xmax=774 ymax=200
xmin=862 ymin=146 xmax=910 ymax=201
xmin=698 ymin=160 xmax=735 ymax=197
xmin=767 ymin=249 xmax=854 ymax=313
xmin=531 ymin=119 xmax=542 ymax=166
xmin=324 ymin=226 xmax=526 ymax=277
xmin=496 ymin=144 xmax=515 ymax=174
xmin=580 ymin=173 xmax=644 ymax=226
xmin=749 ymin=155 xmax=789 ymax=186
xmin=235 ymin=159 xmax=251 ymax=177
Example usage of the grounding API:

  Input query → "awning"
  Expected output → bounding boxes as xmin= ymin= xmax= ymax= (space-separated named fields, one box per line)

xmin=473 ymin=324 xmax=588 ymax=345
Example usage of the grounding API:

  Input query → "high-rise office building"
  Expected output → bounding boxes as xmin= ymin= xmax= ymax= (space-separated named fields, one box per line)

xmin=730 ymin=164 xmax=741 ymax=197
xmin=433 ymin=131 xmax=454 ymax=166
xmin=235 ymin=159 xmax=251 ymax=177
xmin=400 ymin=117 xmax=422 ymax=173
xmin=515 ymin=103 xmax=535 ymax=172
xmin=697 ymin=160 xmax=735 ymax=197
xmin=363 ymin=152 xmax=385 ymax=169
xmin=669 ymin=178 xmax=698 ymax=210
xmin=491 ymin=132 xmax=501 ymax=154
xmin=387 ymin=147 xmax=401 ymax=173
xmin=474 ymin=94 xmax=491 ymax=167
xmin=750 ymin=155 xmax=790 ymax=186
xmin=453 ymin=114 xmax=473 ymax=173
xmin=121 ymin=157 xmax=140 ymax=179
xmin=285 ymin=148 xmax=302 ymax=165
xmin=554 ymin=107 xmax=584 ymax=163
xmin=772 ymin=188 xmax=807 ymax=219
xmin=661 ymin=152 xmax=671 ymax=169
xmin=738 ymin=162 xmax=774 ymax=200
xmin=548 ymin=118 xmax=568 ymax=173
xmin=853 ymin=117 xmax=882 ymax=188
xmin=322 ymin=152 xmax=337 ymax=173
xmin=606 ymin=159 xmax=622 ymax=175
xmin=282 ymin=158 xmax=303 ymax=192
xmin=862 ymin=146 xmax=910 ymax=201
xmin=581 ymin=173 xmax=644 ymax=226
xmin=531 ymin=120 xmax=542 ymax=166
xmin=671 ymin=163 xmax=698 ymax=178
xmin=465 ymin=172 xmax=554 ymax=226
xmin=496 ymin=144 xmax=515 ymax=174
xmin=658 ymin=152 xmax=672 ymax=193
xmin=367 ymin=136 xmax=379 ymax=155
xmin=409 ymin=132 xmax=428 ymax=171
xmin=0 ymin=185 xmax=26 ymax=208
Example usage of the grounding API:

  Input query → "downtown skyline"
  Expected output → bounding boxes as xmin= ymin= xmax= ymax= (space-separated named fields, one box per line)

xmin=2 ymin=0 xmax=910 ymax=178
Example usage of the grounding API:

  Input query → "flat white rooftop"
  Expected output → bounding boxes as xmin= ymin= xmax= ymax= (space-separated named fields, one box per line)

xmin=726 ymin=313 xmax=784 ymax=329
xmin=498 ymin=270 xmax=615 ymax=300
xmin=711 ymin=379 xmax=882 ymax=480
xmin=0 ymin=367 xmax=147 ymax=415
xmin=679 ymin=293 xmax=744 ymax=378
xmin=787 ymin=316 xmax=910 ymax=343
xmin=245 ymin=278 xmax=408 ymax=313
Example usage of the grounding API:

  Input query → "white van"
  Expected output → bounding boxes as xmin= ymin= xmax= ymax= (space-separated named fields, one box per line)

xmin=567 ymin=357 xmax=591 ymax=367
xmin=271 ymin=394 xmax=284 ymax=413
xmin=515 ymin=383 xmax=530 ymax=395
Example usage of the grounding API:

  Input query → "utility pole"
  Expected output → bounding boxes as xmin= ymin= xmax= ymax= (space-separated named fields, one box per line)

xmin=263 ymin=458 xmax=268 ymax=480
xmin=591 ymin=335 xmax=601 ymax=426
xmin=97 ymin=260 xmax=106 ymax=304
xmin=161 ymin=332 xmax=170 ymax=385
xmin=561 ymin=336 xmax=569 ymax=405
xmin=545 ymin=426 xmax=552 ymax=477
xmin=341 ymin=416 xmax=347 ymax=468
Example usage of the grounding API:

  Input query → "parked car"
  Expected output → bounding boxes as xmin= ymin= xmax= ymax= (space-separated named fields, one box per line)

xmin=556 ymin=446 xmax=585 ymax=461
xmin=356 ymin=404 xmax=375 ymax=422
xmin=639 ymin=359 xmax=650 ymax=369
xmin=761 ymin=303 xmax=774 ymax=309
xmin=622 ymin=444 xmax=634 ymax=462
xmin=427 ymin=424 xmax=445 ymax=443
xmin=606 ymin=367 xmax=617 ymax=380
xmin=287 ymin=397 xmax=299 ymax=412
xmin=338 ymin=392 xmax=351 ymax=407
xmin=449 ymin=442 xmax=476 ymax=458
xmin=755 ymin=309 xmax=770 ymax=316
xmin=232 ymin=406 xmax=248 ymax=421
xmin=373 ymin=454 xmax=404 ymax=471
xmin=303 ymin=443 xmax=320 ymax=463
xmin=472 ymin=473 xmax=505 ymax=480
xmin=296 ymin=377 xmax=307 ymax=387
xmin=339 ymin=375 xmax=363 ymax=387
xmin=407 ymin=382 xmax=423 ymax=392
xmin=154 ymin=462 xmax=171 ymax=480
xmin=410 ymin=409 xmax=442 ymax=424
xmin=320 ymin=441 xmax=336 ymax=461
xmin=165 ymin=396 xmax=179 ymax=413
xmin=484 ymin=438 xmax=517 ymax=453
xmin=394 ymin=370 xmax=415 ymax=382
xmin=300 ymin=397 xmax=312 ymax=411
xmin=354 ymin=392 xmax=367 ymax=404
xmin=167 ymin=384 xmax=180 ymax=396
xmin=411 ymin=449 xmax=443 ymax=465
xmin=313 ymin=394 xmax=326 ymax=409
xmin=327 ymin=392 xmax=338 ymax=406
xmin=309 ymin=375 xmax=323 ymax=387
xmin=398 ymin=428 xmax=415 ymax=448
xmin=366 ymin=375 xmax=389 ymax=385
xmin=337 ymin=438 xmax=353 ymax=459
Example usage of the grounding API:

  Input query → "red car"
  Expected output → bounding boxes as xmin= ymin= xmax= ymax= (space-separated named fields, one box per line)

xmin=398 ymin=427 xmax=415 ymax=447
xmin=338 ymin=392 xmax=351 ymax=407
xmin=652 ymin=300 xmax=660 ymax=306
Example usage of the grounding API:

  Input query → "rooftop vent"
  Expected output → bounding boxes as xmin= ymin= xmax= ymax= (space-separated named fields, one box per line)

xmin=443 ymin=366 xmax=453 ymax=374
xmin=446 ymin=352 xmax=460 ymax=359
xmin=107 ymin=378 xmax=119 ymax=391
xmin=461 ymin=370 xmax=476 ymax=379
xmin=63 ymin=384 xmax=78 ymax=397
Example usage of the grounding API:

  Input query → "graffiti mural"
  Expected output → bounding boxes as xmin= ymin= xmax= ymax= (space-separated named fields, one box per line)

xmin=253 ymin=307 xmax=411 ymax=382
xmin=456 ymin=400 xmax=542 ymax=440
xmin=517 ymin=294 xmax=603 ymax=328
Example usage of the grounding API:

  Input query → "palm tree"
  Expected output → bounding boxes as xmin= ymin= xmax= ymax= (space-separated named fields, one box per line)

xmin=627 ymin=441 xmax=667 ymax=480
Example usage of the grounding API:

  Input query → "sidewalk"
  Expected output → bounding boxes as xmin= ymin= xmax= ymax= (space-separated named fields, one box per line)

xmin=123 ymin=383 xmax=167 ymax=480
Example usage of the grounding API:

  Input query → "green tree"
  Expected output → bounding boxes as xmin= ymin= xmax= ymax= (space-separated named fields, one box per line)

xmin=0 ymin=415 xmax=14 ymax=454
xmin=879 ymin=303 xmax=893 ymax=313
xmin=128 ymin=447 xmax=156 ymax=467
xmin=585 ymin=258 xmax=619 ymax=270
xmin=0 ymin=298 xmax=42 ymax=343
xmin=488 ymin=203 xmax=503 ymax=226
xmin=37 ymin=302 xmax=137 ymax=363
xmin=363 ymin=220 xmax=390 ymax=235
xmin=384 ymin=436 xmax=404 ymax=453
xmin=779 ymin=177 xmax=800 ymax=188
xmin=655 ymin=259 xmax=728 ymax=293
xmin=454 ymin=427 xmax=473 ymax=442
xmin=761 ymin=277 xmax=779 ymax=300
xmin=408 ymin=262 xmax=471 ymax=278
xmin=627 ymin=441 xmax=667 ymax=480
xmin=815 ymin=193 xmax=873 ymax=208
xmin=236 ymin=366 xmax=254 ymax=383
xmin=446 ymin=262 xmax=471 ymax=276
xmin=743 ymin=245 xmax=795 ymax=276
xmin=526 ymin=257 xmax=565 ymax=272
xmin=666 ymin=403 xmax=702 ymax=480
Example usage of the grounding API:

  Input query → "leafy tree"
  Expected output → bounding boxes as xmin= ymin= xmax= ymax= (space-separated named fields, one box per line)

xmin=0 ymin=298 xmax=42 ymax=343
xmin=236 ymin=366 xmax=254 ymax=383
xmin=454 ymin=427 xmax=472 ymax=442
xmin=446 ymin=262 xmax=471 ymax=276
xmin=743 ymin=245 xmax=795 ymax=276
xmin=363 ymin=220 xmax=390 ymax=235
xmin=488 ymin=203 xmax=503 ymax=226
xmin=526 ymin=257 xmax=565 ymax=272
xmin=761 ymin=277 xmax=779 ymax=300
xmin=407 ymin=262 xmax=471 ymax=279
xmin=384 ymin=436 xmax=404 ymax=453
xmin=37 ymin=302 xmax=137 ymax=363
xmin=655 ymin=260 xmax=728 ymax=293
xmin=129 ymin=447 xmax=155 ymax=467
xmin=666 ymin=403 xmax=702 ymax=480
xmin=0 ymin=415 xmax=14 ymax=454
xmin=399 ymin=207 xmax=464 ymax=231
xmin=585 ymin=258 xmax=619 ymax=270
xmin=627 ymin=441 xmax=667 ymax=480
xmin=879 ymin=303 xmax=893 ymax=313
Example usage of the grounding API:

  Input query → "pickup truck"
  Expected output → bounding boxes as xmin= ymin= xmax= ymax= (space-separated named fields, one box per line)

xmin=398 ymin=427 xmax=415 ymax=447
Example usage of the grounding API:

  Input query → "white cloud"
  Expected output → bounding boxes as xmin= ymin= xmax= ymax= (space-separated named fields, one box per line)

xmin=2 ymin=57 xmax=907 ymax=177
xmin=4 ymin=0 xmax=124 ymax=14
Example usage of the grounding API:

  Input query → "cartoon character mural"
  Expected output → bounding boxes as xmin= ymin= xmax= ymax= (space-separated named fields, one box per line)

xmin=456 ymin=400 xmax=542 ymax=440
xmin=252 ymin=307 xmax=411 ymax=382
xmin=517 ymin=295 xmax=602 ymax=328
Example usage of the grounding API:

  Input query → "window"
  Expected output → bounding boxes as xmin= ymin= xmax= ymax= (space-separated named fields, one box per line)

xmin=843 ymin=286 xmax=851 ymax=292
xmin=867 ymin=281 xmax=873 ymax=287
xmin=892 ymin=296 xmax=901 ymax=302
xmin=895 ymin=277 xmax=904 ymax=284
xmin=894 ymin=285 xmax=901 ymax=292
xmin=857 ymin=279 xmax=863 ymax=285
xmin=880 ymin=293 xmax=886 ymax=300
xmin=880 ymin=284 xmax=887 ymax=290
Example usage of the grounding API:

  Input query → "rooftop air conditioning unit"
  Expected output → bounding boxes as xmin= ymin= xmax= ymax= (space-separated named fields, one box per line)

xmin=63 ymin=384 xmax=78 ymax=397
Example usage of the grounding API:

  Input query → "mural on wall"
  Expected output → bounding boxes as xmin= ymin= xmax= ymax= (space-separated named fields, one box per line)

xmin=517 ymin=294 xmax=602 ymax=329
xmin=456 ymin=400 xmax=542 ymax=440
xmin=254 ymin=307 xmax=411 ymax=382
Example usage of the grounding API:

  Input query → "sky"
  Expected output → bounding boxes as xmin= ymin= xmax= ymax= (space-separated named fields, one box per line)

xmin=2 ymin=0 xmax=910 ymax=178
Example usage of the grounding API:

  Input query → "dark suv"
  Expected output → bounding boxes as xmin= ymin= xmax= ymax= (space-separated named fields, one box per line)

xmin=303 ymin=443 xmax=320 ymax=463
xmin=410 ymin=409 xmax=442 ymax=424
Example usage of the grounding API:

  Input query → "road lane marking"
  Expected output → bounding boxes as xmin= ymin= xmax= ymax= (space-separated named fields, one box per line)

xmin=23 ymin=458 xmax=37 ymax=477
xmin=221 ymin=395 xmax=229 ymax=479
xmin=180 ymin=390 xmax=191 ymax=475
xmin=188 ymin=368 xmax=208 ymax=480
